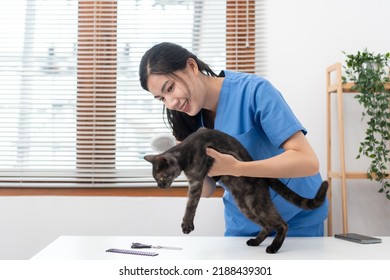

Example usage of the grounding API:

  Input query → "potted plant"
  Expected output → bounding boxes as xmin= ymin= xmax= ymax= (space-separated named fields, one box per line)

xmin=342 ymin=49 xmax=390 ymax=200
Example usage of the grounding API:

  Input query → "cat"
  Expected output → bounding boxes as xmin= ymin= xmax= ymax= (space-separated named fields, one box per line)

xmin=144 ymin=128 xmax=328 ymax=253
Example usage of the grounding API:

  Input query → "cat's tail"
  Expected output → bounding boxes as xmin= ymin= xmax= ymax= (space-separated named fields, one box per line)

xmin=268 ymin=180 xmax=328 ymax=210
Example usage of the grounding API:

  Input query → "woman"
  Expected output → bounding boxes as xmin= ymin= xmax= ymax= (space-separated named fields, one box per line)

xmin=139 ymin=42 xmax=328 ymax=237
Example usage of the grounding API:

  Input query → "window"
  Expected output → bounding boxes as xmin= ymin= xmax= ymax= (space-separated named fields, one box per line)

xmin=0 ymin=0 xmax=265 ymax=188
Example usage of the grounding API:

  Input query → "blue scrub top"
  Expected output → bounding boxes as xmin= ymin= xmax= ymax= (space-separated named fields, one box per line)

xmin=205 ymin=70 xmax=328 ymax=237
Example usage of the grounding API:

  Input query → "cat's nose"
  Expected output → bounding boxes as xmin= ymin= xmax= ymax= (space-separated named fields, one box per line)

xmin=157 ymin=181 xmax=169 ymax=188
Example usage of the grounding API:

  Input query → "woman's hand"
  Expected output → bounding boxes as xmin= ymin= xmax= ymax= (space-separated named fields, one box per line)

xmin=206 ymin=148 xmax=241 ymax=177
xmin=206 ymin=131 xmax=319 ymax=179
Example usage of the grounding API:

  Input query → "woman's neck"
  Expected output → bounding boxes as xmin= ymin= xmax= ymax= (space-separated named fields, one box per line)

xmin=202 ymin=75 xmax=224 ymax=113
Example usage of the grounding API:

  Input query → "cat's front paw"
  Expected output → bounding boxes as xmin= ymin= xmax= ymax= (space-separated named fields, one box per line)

xmin=181 ymin=221 xmax=194 ymax=234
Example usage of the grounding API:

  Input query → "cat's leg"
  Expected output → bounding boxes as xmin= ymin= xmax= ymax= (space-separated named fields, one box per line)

xmin=264 ymin=220 xmax=287 ymax=254
xmin=247 ymin=218 xmax=287 ymax=254
xmin=239 ymin=196 xmax=288 ymax=253
xmin=233 ymin=197 xmax=273 ymax=247
xmin=246 ymin=228 xmax=272 ymax=247
xmin=181 ymin=177 xmax=204 ymax=234
xmin=243 ymin=211 xmax=273 ymax=248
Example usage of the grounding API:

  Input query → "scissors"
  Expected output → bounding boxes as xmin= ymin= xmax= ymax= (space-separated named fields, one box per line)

xmin=131 ymin=242 xmax=183 ymax=250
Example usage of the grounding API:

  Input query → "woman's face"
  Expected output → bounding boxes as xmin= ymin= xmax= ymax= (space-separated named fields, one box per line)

xmin=146 ymin=60 xmax=204 ymax=116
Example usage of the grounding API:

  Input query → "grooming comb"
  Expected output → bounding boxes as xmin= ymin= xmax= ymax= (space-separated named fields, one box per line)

xmin=106 ymin=248 xmax=158 ymax=257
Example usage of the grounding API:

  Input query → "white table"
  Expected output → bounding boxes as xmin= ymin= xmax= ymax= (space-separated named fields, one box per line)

xmin=31 ymin=235 xmax=389 ymax=260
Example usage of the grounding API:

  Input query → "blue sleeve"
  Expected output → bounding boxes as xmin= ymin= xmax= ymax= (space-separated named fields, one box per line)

xmin=252 ymin=81 xmax=306 ymax=148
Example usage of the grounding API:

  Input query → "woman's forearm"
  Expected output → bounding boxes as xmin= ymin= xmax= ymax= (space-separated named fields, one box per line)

xmin=206 ymin=131 xmax=320 ymax=179
xmin=235 ymin=149 xmax=319 ymax=178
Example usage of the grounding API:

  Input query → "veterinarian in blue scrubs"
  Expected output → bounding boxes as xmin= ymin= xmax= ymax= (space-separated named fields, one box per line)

xmin=139 ymin=42 xmax=328 ymax=237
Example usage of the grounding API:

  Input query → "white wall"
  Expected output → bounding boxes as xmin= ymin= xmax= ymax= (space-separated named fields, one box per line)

xmin=265 ymin=0 xmax=390 ymax=235
xmin=1 ymin=0 xmax=390 ymax=260
xmin=0 ymin=196 xmax=224 ymax=259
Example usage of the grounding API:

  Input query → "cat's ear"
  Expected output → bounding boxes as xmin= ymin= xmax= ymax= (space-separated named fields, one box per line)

xmin=157 ymin=156 xmax=170 ymax=169
xmin=143 ymin=154 xmax=155 ymax=163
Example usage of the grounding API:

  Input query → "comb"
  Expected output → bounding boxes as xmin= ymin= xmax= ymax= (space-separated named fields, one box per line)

xmin=106 ymin=248 xmax=158 ymax=257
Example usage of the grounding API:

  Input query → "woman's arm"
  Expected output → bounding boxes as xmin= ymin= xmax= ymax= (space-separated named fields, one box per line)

xmin=205 ymin=131 xmax=319 ymax=178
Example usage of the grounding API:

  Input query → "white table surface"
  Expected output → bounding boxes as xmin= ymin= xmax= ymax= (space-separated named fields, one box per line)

xmin=30 ymin=235 xmax=390 ymax=260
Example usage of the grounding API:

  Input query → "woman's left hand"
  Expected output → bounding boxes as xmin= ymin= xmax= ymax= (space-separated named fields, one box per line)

xmin=205 ymin=148 xmax=241 ymax=177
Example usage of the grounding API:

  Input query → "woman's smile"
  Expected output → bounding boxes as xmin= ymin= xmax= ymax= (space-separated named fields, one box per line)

xmin=179 ymin=99 xmax=190 ymax=113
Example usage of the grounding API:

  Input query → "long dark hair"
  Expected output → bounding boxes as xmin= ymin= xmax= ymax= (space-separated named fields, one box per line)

xmin=139 ymin=42 xmax=218 ymax=141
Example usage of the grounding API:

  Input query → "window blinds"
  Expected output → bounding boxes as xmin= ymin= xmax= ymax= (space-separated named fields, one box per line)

xmin=0 ymin=0 xmax=266 ymax=188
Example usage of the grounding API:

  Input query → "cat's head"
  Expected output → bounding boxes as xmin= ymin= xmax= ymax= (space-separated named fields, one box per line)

xmin=144 ymin=154 xmax=182 ymax=188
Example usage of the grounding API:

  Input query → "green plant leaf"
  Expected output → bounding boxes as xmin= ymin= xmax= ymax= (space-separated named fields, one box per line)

xmin=343 ymin=49 xmax=390 ymax=200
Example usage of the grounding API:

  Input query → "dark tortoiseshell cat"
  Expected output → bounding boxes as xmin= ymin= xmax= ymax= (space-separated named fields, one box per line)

xmin=144 ymin=128 xmax=328 ymax=253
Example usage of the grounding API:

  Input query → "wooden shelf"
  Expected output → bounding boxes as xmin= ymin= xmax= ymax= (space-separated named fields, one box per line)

xmin=328 ymin=82 xmax=390 ymax=93
xmin=328 ymin=172 xmax=368 ymax=180
xmin=326 ymin=62 xmax=390 ymax=236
